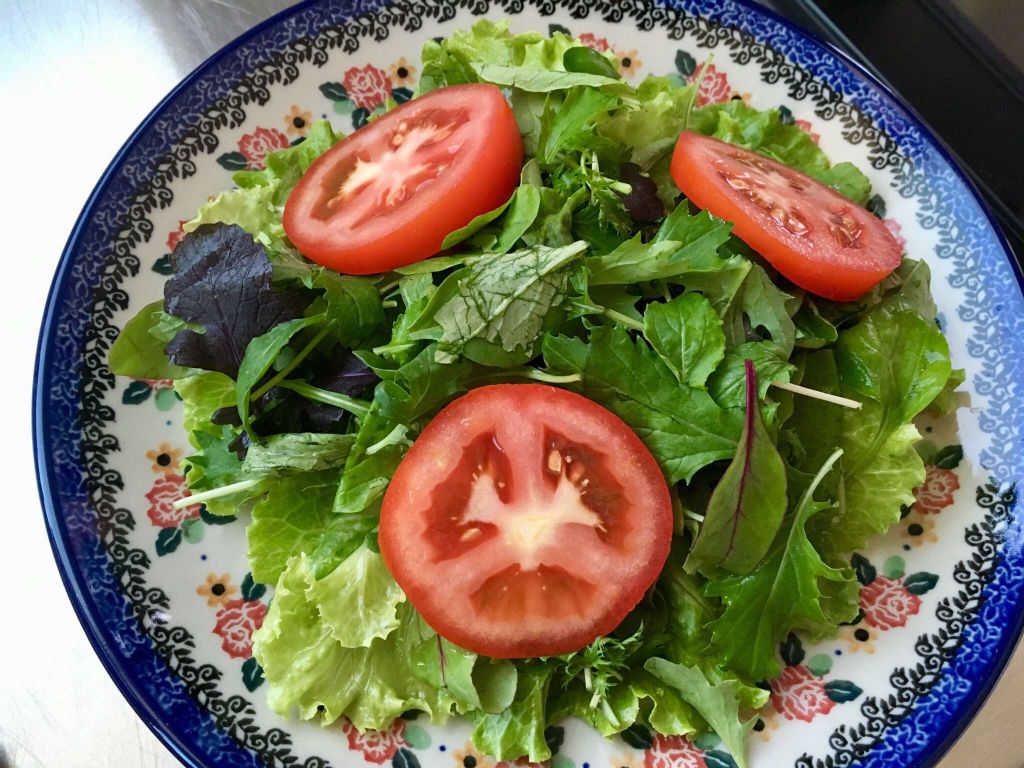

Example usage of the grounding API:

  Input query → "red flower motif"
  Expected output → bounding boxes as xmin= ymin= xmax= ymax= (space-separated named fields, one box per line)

xmin=341 ymin=719 xmax=407 ymax=764
xmin=913 ymin=464 xmax=960 ymax=514
xmin=770 ymin=665 xmax=835 ymax=722
xmin=689 ymin=63 xmax=731 ymax=106
xmin=860 ymin=575 xmax=922 ymax=630
xmin=238 ymin=127 xmax=290 ymax=169
xmin=883 ymin=218 xmax=907 ymax=252
xmin=578 ymin=33 xmax=610 ymax=52
xmin=795 ymin=119 xmax=820 ymax=144
xmin=643 ymin=733 xmax=706 ymax=768
xmin=145 ymin=474 xmax=199 ymax=528
xmin=213 ymin=598 xmax=268 ymax=659
xmin=343 ymin=64 xmax=392 ymax=111
xmin=135 ymin=377 xmax=175 ymax=391
xmin=166 ymin=220 xmax=188 ymax=253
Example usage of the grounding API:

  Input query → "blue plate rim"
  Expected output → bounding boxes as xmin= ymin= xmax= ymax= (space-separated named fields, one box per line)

xmin=32 ymin=1 xmax=1024 ymax=767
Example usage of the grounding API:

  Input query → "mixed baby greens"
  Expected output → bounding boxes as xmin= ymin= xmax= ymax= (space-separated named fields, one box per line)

xmin=109 ymin=21 xmax=958 ymax=766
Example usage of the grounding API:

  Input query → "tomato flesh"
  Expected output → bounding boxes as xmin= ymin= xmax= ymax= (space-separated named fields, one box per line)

xmin=283 ymin=84 xmax=523 ymax=275
xmin=378 ymin=384 xmax=673 ymax=658
xmin=670 ymin=131 xmax=901 ymax=301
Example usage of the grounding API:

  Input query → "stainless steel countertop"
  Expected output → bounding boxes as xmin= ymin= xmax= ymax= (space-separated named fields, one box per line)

xmin=2 ymin=2 xmax=1021 ymax=766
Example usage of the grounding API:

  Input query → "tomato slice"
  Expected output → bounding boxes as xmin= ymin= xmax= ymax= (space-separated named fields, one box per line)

xmin=378 ymin=384 xmax=673 ymax=658
xmin=670 ymin=131 xmax=901 ymax=301
xmin=283 ymin=84 xmax=523 ymax=275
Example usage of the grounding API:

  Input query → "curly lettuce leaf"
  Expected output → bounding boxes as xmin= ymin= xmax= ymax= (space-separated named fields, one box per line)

xmin=253 ymin=554 xmax=453 ymax=730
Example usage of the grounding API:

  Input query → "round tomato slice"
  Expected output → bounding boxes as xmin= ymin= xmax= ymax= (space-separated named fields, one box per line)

xmin=283 ymin=84 xmax=522 ymax=275
xmin=670 ymin=131 xmax=901 ymax=301
xmin=378 ymin=384 xmax=673 ymax=658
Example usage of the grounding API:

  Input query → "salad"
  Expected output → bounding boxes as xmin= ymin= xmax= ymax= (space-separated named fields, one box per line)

xmin=108 ymin=21 xmax=961 ymax=768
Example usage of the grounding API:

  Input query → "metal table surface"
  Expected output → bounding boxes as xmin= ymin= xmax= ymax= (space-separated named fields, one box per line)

xmin=2 ymin=2 xmax=1021 ymax=767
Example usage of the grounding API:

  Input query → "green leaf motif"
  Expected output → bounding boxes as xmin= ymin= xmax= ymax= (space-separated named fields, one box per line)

xmin=241 ymin=572 xmax=267 ymax=602
xmin=934 ymin=444 xmax=964 ymax=470
xmin=779 ymin=633 xmax=805 ymax=668
xmin=620 ymin=723 xmax=653 ymax=750
xmin=823 ymin=680 xmax=863 ymax=703
xmin=392 ymin=748 xmax=421 ymax=768
xmin=904 ymin=572 xmax=939 ymax=595
xmin=851 ymin=553 xmax=877 ymax=586
xmin=181 ymin=517 xmax=205 ymax=544
xmin=242 ymin=656 xmax=265 ymax=691
xmin=675 ymin=50 xmax=697 ymax=77
xmin=806 ymin=653 xmax=833 ymax=677
xmin=703 ymin=751 xmax=740 ymax=768
xmin=319 ymin=81 xmax=349 ymax=101
xmin=883 ymin=555 xmax=906 ymax=580
xmin=122 ymin=380 xmax=152 ymax=405
xmin=217 ymin=151 xmax=249 ymax=171
xmin=155 ymin=527 xmax=182 ymax=556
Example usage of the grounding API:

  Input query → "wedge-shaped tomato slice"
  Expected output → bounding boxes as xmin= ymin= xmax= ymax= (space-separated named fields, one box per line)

xmin=379 ymin=384 xmax=673 ymax=658
xmin=671 ymin=131 xmax=901 ymax=301
xmin=283 ymin=84 xmax=522 ymax=275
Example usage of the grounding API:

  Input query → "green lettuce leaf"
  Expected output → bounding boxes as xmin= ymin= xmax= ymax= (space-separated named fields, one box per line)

xmin=108 ymin=300 xmax=191 ymax=379
xmin=253 ymin=554 xmax=453 ymax=730
xmin=644 ymin=659 xmax=765 ymax=768
xmin=471 ymin=663 xmax=554 ymax=762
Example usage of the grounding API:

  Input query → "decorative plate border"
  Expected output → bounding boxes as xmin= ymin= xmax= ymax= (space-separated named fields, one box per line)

xmin=33 ymin=2 xmax=1024 ymax=768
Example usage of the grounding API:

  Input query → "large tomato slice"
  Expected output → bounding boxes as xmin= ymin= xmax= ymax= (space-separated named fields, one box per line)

xmin=378 ymin=384 xmax=673 ymax=658
xmin=670 ymin=131 xmax=901 ymax=301
xmin=283 ymin=84 xmax=523 ymax=275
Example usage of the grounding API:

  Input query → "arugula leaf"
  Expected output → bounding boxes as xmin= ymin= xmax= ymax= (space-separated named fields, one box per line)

xmin=721 ymin=263 xmax=796 ymax=355
xmin=586 ymin=206 xmax=733 ymax=285
xmin=109 ymin=300 xmax=191 ymax=379
xmin=183 ymin=426 xmax=244 ymax=493
xmin=164 ymin=224 xmax=311 ymax=377
xmin=471 ymin=663 xmax=554 ymax=762
xmin=537 ymin=87 xmax=620 ymax=164
xmin=304 ymin=269 xmax=384 ymax=348
xmin=644 ymin=659 xmax=763 ymax=768
xmin=426 ymin=242 xmax=587 ymax=363
xmin=704 ymin=449 xmax=854 ymax=681
xmin=253 ymin=556 xmax=453 ymax=730
xmin=658 ymin=544 xmax=720 ymax=666
xmin=236 ymin=315 xmax=325 ymax=439
xmin=686 ymin=360 xmax=788 ymax=576
xmin=643 ymin=293 xmax=726 ymax=388
xmin=242 ymin=432 xmax=354 ymax=474
xmin=543 ymin=327 xmax=742 ymax=483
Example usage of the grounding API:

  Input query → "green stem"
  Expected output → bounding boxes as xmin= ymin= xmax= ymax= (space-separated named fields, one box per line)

xmin=372 ymin=341 xmax=419 ymax=356
xmin=277 ymin=379 xmax=371 ymax=419
xmin=251 ymin=322 xmax=334 ymax=401
xmin=173 ymin=478 xmax=261 ymax=510
xmin=382 ymin=300 xmax=398 ymax=309
xmin=472 ymin=368 xmax=582 ymax=386
xmin=602 ymin=306 xmax=644 ymax=331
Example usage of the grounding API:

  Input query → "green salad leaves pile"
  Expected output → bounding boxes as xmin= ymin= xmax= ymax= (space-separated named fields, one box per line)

xmin=109 ymin=21 xmax=958 ymax=766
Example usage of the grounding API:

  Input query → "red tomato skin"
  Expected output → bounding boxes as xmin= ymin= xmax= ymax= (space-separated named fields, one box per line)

xmin=283 ymin=84 xmax=523 ymax=275
xmin=670 ymin=131 xmax=901 ymax=301
xmin=378 ymin=384 xmax=673 ymax=659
